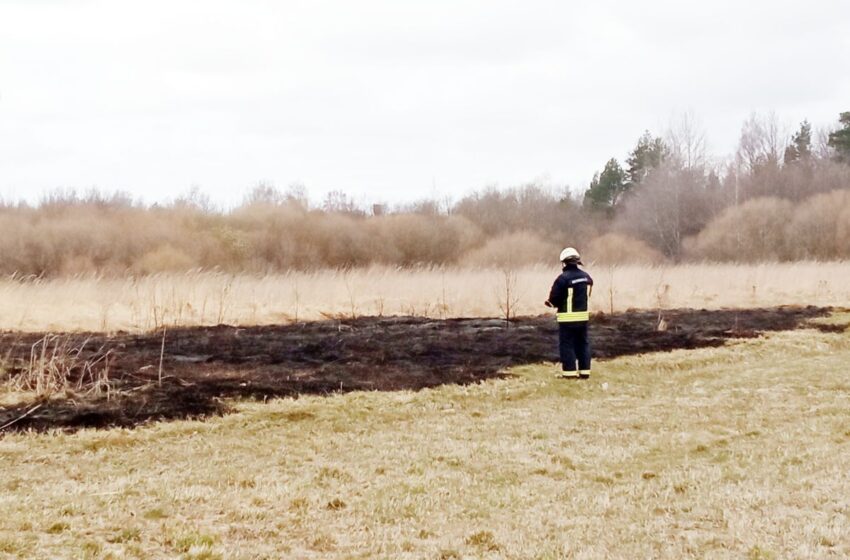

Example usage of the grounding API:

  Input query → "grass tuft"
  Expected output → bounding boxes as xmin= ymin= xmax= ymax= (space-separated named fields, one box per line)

xmin=108 ymin=527 xmax=142 ymax=543
xmin=173 ymin=533 xmax=216 ymax=553
xmin=143 ymin=507 xmax=168 ymax=520
xmin=325 ymin=498 xmax=347 ymax=510
xmin=45 ymin=522 xmax=70 ymax=534
xmin=465 ymin=530 xmax=500 ymax=551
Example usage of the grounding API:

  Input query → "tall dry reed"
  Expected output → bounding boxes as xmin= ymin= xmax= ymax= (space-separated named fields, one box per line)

xmin=0 ymin=263 xmax=847 ymax=333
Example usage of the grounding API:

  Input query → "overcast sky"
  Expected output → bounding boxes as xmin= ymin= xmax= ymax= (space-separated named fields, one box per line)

xmin=1 ymin=0 xmax=848 ymax=207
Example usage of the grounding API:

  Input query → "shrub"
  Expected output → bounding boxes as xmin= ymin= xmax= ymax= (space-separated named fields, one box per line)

xmin=683 ymin=197 xmax=794 ymax=262
xmin=135 ymin=245 xmax=197 ymax=274
xmin=461 ymin=231 xmax=557 ymax=268
xmin=585 ymin=233 xmax=666 ymax=264
xmin=787 ymin=190 xmax=850 ymax=260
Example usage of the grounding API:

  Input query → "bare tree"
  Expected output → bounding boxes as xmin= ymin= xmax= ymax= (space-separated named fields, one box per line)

xmin=174 ymin=185 xmax=215 ymax=212
xmin=736 ymin=111 xmax=786 ymax=173
xmin=244 ymin=182 xmax=285 ymax=206
xmin=322 ymin=190 xmax=363 ymax=215
xmin=454 ymin=183 xmax=590 ymax=243
xmin=666 ymin=111 xmax=707 ymax=172
xmin=813 ymin=126 xmax=835 ymax=160
xmin=616 ymin=162 xmax=713 ymax=259
xmin=285 ymin=183 xmax=310 ymax=209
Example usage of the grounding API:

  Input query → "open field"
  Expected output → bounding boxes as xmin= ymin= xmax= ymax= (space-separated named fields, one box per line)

xmin=1 ymin=262 xmax=849 ymax=333
xmin=1 ymin=309 xmax=849 ymax=559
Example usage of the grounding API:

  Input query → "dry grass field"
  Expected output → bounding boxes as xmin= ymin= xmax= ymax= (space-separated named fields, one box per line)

xmin=1 ymin=312 xmax=849 ymax=559
xmin=1 ymin=262 xmax=849 ymax=333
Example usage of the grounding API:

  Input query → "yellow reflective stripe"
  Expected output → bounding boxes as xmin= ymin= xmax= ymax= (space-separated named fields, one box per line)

xmin=557 ymin=311 xmax=590 ymax=322
xmin=566 ymin=287 xmax=573 ymax=313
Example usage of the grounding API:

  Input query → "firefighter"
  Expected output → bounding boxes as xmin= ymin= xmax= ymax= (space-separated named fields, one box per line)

xmin=545 ymin=247 xmax=593 ymax=379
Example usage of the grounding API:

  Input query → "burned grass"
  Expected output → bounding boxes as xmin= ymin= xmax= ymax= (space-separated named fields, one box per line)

xmin=0 ymin=305 xmax=836 ymax=433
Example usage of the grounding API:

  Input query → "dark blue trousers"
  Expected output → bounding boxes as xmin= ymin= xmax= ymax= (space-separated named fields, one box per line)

xmin=558 ymin=322 xmax=591 ymax=372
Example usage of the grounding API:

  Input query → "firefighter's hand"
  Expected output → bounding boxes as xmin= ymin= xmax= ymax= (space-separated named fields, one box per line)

xmin=544 ymin=300 xmax=554 ymax=308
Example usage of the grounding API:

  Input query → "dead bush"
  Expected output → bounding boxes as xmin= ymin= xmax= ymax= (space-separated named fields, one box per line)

xmin=373 ymin=214 xmax=483 ymax=266
xmin=135 ymin=245 xmax=197 ymax=274
xmin=6 ymin=335 xmax=113 ymax=399
xmin=1 ymin=173 xmax=848 ymax=277
xmin=683 ymin=197 xmax=794 ymax=262
xmin=586 ymin=233 xmax=666 ymax=265
xmin=787 ymin=190 xmax=850 ymax=260
xmin=461 ymin=231 xmax=557 ymax=268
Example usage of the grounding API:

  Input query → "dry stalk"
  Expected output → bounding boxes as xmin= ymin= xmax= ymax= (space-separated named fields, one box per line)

xmin=10 ymin=335 xmax=113 ymax=399
xmin=292 ymin=276 xmax=301 ymax=323
xmin=438 ymin=269 xmax=449 ymax=319
xmin=654 ymin=271 xmax=670 ymax=331
xmin=0 ymin=403 xmax=43 ymax=432
xmin=343 ymin=270 xmax=358 ymax=320
xmin=216 ymin=275 xmax=234 ymax=324
xmin=158 ymin=327 xmax=167 ymax=387
xmin=497 ymin=268 xmax=521 ymax=326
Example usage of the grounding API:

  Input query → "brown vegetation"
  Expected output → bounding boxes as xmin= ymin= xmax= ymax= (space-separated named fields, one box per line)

xmin=1 ymin=112 xmax=849 ymax=276
xmin=684 ymin=198 xmax=795 ymax=262
xmin=1 ymin=182 xmax=848 ymax=278
xmin=460 ymin=231 xmax=557 ymax=268
xmin=586 ymin=233 xmax=665 ymax=264
xmin=1 ymin=187 xmax=580 ymax=276
xmin=0 ymin=264 xmax=848 ymax=333
xmin=687 ymin=190 xmax=850 ymax=262
xmin=788 ymin=189 xmax=850 ymax=260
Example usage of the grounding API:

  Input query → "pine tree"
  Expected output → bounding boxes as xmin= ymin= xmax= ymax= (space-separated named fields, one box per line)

xmin=626 ymin=131 xmax=666 ymax=185
xmin=828 ymin=112 xmax=850 ymax=162
xmin=784 ymin=120 xmax=812 ymax=164
xmin=583 ymin=158 xmax=626 ymax=210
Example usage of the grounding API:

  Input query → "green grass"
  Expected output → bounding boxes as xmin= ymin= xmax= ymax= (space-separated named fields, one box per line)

xmin=1 ymin=322 xmax=850 ymax=558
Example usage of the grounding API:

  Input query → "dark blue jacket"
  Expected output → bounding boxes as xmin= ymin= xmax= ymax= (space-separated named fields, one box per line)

xmin=548 ymin=264 xmax=593 ymax=322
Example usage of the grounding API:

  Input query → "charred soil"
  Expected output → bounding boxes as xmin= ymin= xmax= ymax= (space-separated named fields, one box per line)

xmin=0 ymin=306 xmax=837 ymax=433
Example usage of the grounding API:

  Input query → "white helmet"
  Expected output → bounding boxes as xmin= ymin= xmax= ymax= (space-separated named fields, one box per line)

xmin=559 ymin=247 xmax=581 ymax=263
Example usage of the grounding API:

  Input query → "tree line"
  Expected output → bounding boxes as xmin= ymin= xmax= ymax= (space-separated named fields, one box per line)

xmin=1 ymin=111 xmax=849 ymax=276
xmin=581 ymin=110 xmax=850 ymax=260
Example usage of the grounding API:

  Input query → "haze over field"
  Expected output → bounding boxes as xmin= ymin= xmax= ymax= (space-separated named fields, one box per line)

xmin=1 ymin=0 xmax=849 ymax=206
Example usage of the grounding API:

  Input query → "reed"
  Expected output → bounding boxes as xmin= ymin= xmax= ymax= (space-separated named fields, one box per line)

xmin=0 ymin=262 xmax=847 ymax=333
